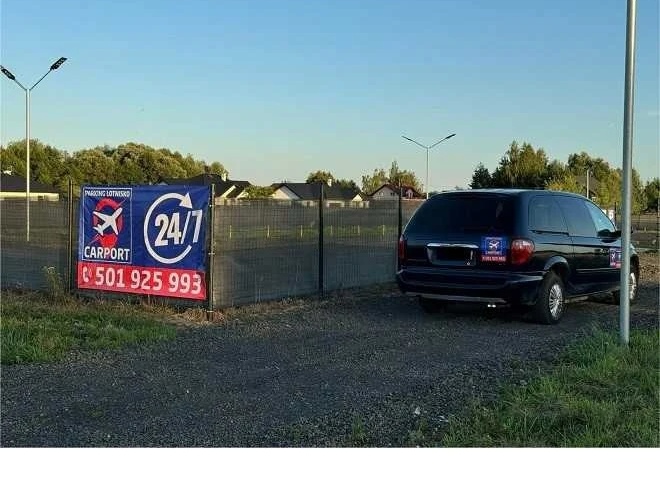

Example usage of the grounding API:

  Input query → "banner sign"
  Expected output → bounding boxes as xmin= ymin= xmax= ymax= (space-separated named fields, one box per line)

xmin=480 ymin=236 xmax=508 ymax=263
xmin=77 ymin=185 xmax=210 ymax=300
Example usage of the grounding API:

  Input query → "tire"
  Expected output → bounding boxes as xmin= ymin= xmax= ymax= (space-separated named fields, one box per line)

xmin=418 ymin=297 xmax=446 ymax=314
xmin=612 ymin=265 xmax=639 ymax=304
xmin=532 ymin=271 xmax=565 ymax=325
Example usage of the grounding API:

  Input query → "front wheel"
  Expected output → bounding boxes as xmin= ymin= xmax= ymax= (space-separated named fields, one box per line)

xmin=612 ymin=266 xmax=639 ymax=304
xmin=532 ymin=272 xmax=565 ymax=325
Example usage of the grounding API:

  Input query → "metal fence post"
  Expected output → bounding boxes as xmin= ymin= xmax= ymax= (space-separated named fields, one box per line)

xmin=67 ymin=179 xmax=74 ymax=292
xmin=318 ymin=182 xmax=324 ymax=297
xmin=206 ymin=184 xmax=216 ymax=320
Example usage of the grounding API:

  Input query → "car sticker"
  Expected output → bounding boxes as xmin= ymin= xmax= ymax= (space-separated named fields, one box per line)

xmin=481 ymin=236 xmax=507 ymax=263
xmin=609 ymin=248 xmax=622 ymax=268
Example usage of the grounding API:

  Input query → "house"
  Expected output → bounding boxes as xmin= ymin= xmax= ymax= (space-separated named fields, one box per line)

xmin=369 ymin=183 xmax=423 ymax=200
xmin=161 ymin=173 xmax=252 ymax=200
xmin=271 ymin=181 xmax=367 ymax=206
xmin=0 ymin=173 xmax=60 ymax=201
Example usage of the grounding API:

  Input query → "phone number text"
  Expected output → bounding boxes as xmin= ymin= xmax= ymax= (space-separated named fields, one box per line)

xmin=77 ymin=263 xmax=206 ymax=300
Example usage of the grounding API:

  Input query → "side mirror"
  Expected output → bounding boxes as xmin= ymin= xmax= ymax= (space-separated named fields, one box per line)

xmin=598 ymin=229 xmax=621 ymax=238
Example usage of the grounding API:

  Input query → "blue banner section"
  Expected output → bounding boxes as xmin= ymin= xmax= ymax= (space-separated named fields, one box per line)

xmin=79 ymin=185 xmax=210 ymax=271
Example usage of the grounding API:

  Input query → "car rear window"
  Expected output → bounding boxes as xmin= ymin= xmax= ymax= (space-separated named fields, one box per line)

xmin=406 ymin=194 xmax=515 ymax=234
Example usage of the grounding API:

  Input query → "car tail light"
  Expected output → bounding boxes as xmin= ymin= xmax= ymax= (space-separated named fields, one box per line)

xmin=510 ymin=238 xmax=534 ymax=265
xmin=398 ymin=236 xmax=406 ymax=262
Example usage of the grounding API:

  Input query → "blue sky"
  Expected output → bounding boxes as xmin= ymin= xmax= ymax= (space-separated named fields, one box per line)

xmin=1 ymin=0 xmax=658 ymax=190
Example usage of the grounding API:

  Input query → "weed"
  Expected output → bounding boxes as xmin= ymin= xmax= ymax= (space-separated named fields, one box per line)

xmin=42 ymin=266 xmax=66 ymax=301
xmin=350 ymin=415 xmax=368 ymax=447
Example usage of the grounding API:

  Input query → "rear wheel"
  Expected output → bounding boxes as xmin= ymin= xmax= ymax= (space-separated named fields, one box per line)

xmin=532 ymin=271 xmax=565 ymax=325
xmin=418 ymin=297 xmax=446 ymax=314
xmin=612 ymin=265 xmax=639 ymax=304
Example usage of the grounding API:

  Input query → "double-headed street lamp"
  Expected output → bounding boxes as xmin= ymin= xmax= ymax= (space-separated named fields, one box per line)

xmin=1 ymin=57 xmax=67 ymax=242
xmin=402 ymin=133 xmax=456 ymax=199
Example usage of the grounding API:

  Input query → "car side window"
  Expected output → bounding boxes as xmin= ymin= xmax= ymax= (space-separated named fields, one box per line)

xmin=529 ymin=196 xmax=568 ymax=233
xmin=557 ymin=196 xmax=597 ymax=237
xmin=585 ymin=201 xmax=616 ymax=234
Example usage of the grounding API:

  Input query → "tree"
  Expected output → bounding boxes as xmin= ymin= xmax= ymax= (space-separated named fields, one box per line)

xmin=361 ymin=167 xmax=389 ymax=194
xmin=567 ymin=152 xmax=611 ymax=181
xmin=0 ymin=140 xmax=66 ymax=185
xmin=469 ymin=162 xmax=492 ymax=188
xmin=545 ymin=173 xmax=581 ymax=194
xmin=243 ymin=185 xmax=275 ymax=199
xmin=207 ymin=161 xmax=228 ymax=177
xmin=306 ymin=170 xmax=334 ymax=184
xmin=334 ymin=178 xmax=359 ymax=190
xmin=361 ymin=160 xmax=421 ymax=194
xmin=491 ymin=141 xmax=549 ymax=188
xmin=388 ymin=160 xmax=421 ymax=191
xmin=643 ymin=178 xmax=660 ymax=213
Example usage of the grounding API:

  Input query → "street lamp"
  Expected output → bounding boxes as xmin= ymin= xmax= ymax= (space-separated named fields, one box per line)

xmin=1 ymin=57 xmax=68 ymax=242
xmin=402 ymin=133 xmax=456 ymax=199
xmin=586 ymin=167 xmax=591 ymax=199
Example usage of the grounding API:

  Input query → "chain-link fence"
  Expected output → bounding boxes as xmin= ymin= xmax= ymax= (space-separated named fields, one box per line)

xmin=212 ymin=199 xmax=320 ymax=307
xmin=0 ymin=196 xmax=425 ymax=308
xmin=5 ymin=196 xmax=654 ymax=308
xmin=0 ymin=199 xmax=72 ymax=290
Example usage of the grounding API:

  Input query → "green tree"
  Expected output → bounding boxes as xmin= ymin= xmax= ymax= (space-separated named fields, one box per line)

xmin=567 ymin=152 xmax=611 ymax=181
xmin=643 ymin=178 xmax=660 ymax=213
xmin=361 ymin=167 xmax=389 ymax=194
xmin=334 ymin=178 xmax=359 ymax=190
xmin=306 ymin=170 xmax=334 ymax=184
xmin=207 ymin=161 xmax=227 ymax=176
xmin=361 ymin=161 xmax=421 ymax=194
xmin=469 ymin=162 xmax=492 ymax=188
xmin=0 ymin=140 xmax=67 ymax=187
xmin=491 ymin=141 xmax=549 ymax=188
xmin=546 ymin=173 xmax=581 ymax=194
xmin=243 ymin=185 xmax=275 ymax=198
xmin=388 ymin=160 xmax=422 ymax=191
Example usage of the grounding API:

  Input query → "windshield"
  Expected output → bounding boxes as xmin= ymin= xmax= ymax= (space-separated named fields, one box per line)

xmin=406 ymin=194 xmax=515 ymax=234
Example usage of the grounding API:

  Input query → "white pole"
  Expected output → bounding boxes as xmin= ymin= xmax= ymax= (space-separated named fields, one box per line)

xmin=26 ymin=89 xmax=31 ymax=242
xmin=586 ymin=168 xmax=589 ymax=199
xmin=620 ymin=0 xmax=637 ymax=346
xmin=425 ymin=147 xmax=429 ymax=199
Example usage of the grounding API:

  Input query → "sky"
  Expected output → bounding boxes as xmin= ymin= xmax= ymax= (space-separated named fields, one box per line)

xmin=1 ymin=0 xmax=658 ymax=191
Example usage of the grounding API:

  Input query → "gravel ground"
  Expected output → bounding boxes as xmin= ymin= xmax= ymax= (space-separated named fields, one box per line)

xmin=1 ymin=254 xmax=658 ymax=447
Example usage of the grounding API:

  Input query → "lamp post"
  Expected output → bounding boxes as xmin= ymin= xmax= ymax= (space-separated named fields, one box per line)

xmin=586 ymin=167 xmax=591 ymax=199
xmin=402 ymin=133 xmax=456 ymax=199
xmin=1 ymin=57 xmax=67 ymax=242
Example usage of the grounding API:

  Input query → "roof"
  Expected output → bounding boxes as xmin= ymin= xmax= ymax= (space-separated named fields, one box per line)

xmin=0 ymin=173 xmax=60 ymax=193
xmin=369 ymin=183 xmax=423 ymax=198
xmin=162 ymin=174 xmax=252 ymax=197
xmin=273 ymin=182 xmax=363 ymax=201
xmin=443 ymin=188 xmax=590 ymax=200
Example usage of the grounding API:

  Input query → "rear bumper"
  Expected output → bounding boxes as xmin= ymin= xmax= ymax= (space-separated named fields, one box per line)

xmin=396 ymin=267 xmax=544 ymax=306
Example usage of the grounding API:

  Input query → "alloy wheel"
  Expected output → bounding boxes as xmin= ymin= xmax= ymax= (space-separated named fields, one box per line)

xmin=549 ymin=282 xmax=564 ymax=320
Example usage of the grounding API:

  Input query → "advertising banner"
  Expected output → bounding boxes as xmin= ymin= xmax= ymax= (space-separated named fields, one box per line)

xmin=77 ymin=185 xmax=210 ymax=300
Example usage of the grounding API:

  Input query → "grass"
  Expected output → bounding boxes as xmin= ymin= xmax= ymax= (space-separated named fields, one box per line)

xmin=439 ymin=328 xmax=659 ymax=447
xmin=1 ymin=290 xmax=177 ymax=364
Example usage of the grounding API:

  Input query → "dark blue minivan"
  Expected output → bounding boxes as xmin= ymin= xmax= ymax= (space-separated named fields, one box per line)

xmin=396 ymin=189 xmax=639 ymax=324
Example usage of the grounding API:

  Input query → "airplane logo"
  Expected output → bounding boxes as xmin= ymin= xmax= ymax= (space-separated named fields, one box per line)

xmin=488 ymin=239 xmax=500 ymax=251
xmin=93 ymin=207 xmax=123 ymax=235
